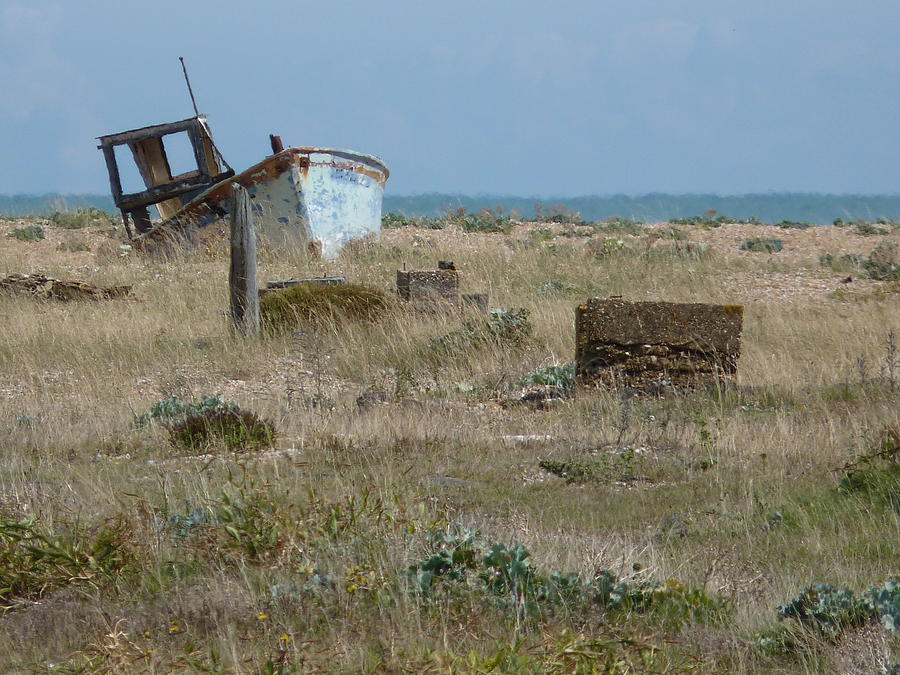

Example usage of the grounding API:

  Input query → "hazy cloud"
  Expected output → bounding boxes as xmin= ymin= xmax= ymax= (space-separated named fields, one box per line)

xmin=0 ymin=3 xmax=83 ymax=119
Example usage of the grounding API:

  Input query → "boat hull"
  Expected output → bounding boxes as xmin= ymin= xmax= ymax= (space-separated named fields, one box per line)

xmin=135 ymin=148 xmax=389 ymax=259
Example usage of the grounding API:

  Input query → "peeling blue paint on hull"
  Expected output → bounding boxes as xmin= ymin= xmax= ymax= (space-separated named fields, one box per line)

xmin=137 ymin=148 xmax=389 ymax=259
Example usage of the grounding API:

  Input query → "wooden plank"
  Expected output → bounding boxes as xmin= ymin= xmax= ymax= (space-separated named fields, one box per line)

xmin=116 ymin=174 xmax=212 ymax=209
xmin=97 ymin=116 xmax=207 ymax=145
xmin=229 ymin=184 xmax=260 ymax=336
xmin=100 ymin=146 xmax=123 ymax=202
xmin=129 ymin=138 xmax=182 ymax=220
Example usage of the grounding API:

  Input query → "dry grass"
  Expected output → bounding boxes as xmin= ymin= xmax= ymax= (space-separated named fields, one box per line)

xmin=0 ymin=216 xmax=897 ymax=673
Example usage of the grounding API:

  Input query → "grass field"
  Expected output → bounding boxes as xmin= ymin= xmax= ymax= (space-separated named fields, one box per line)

xmin=0 ymin=212 xmax=897 ymax=673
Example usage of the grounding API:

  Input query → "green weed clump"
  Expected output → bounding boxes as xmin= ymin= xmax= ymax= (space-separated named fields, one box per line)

xmin=409 ymin=528 xmax=726 ymax=629
xmin=135 ymin=395 xmax=275 ymax=452
xmin=776 ymin=220 xmax=813 ymax=229
xmin=670 ymin=214 xmax=760 ymax=227
xmin=538 ymin=446 xmax=649 ymax=486
xmin=740 ymin=237 xmax=784 ymax=253
xmin=774 ymin=580 xmax=900 ymax=638
xmin=382 ymin=213 xmax=446 ymax=229
xmin=517 ymin=362 xmax=576 ymax=391
xmin=854 ymin=222 xmax=892 ymax=236
xmin=7 ymin=225 xmax=45 ymax=241
xmin=169 ymin=408 xmax=276 ymax=453
xmin=260 ymin=283 xmax=389 ymax=331
xmin=459 ymin=210 xmax=514 ymax=234
xmin=819 ymin=252 xmax=863 ymax=273
xmin=135 ymin=395 xmax=237 ymax=429
xmin=652 ymin=227 xmax=689 ymax=241
xmin=534 ymin=202 xmax=583 ymax=224
xmin=864 ymin=242 xmax=899 ymax=281
xmin=49 ymin=208 xmax=112 ymax=229
xmin=589 ymin=217 xmax=644 ymax=236
xmin=0 ymin=516 xmax=133 ymax=608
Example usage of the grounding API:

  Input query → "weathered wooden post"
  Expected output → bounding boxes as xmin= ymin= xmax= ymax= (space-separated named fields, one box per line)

xmin=229 ymin=184 xmax=260 ymax=335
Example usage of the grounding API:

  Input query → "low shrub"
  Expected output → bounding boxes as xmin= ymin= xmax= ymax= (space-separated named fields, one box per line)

xmin=382 ymin=213 xmax=446 ymax=229
xmin=459 ymin=211 xmax=514 ymax=234
xmin=7 ymin=225 xmax=45 ymax=241
xmin=169 ymin=408 xmax=276 ymax=453
xmin=819 ymin=252 xmax=863 ymax=272
xmin=135 ymin=395 xmax=237 ymax=429
xmin=534 ymin=203 xmax=583 ymax=224
xmin=854 ymin=222 xmax=891 ymax=236
xmin=740 ymin=237 xmax=783 ymax=253
xmin=863 ymin=242 xmax=899 ymax=281
xmin=260 ymin=283 xmax=389 ymax=332
xmin=50 ymin=208 xmax=112 ymax=229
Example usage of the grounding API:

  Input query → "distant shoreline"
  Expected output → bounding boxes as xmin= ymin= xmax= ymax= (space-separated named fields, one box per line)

xmin=2 ymin=192 xmax=899 ymax=225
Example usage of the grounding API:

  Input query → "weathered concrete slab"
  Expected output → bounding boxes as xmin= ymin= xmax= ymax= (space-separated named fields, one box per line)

xmin=575 ymin=298 xmax=743 ymax=390
xmin=397 ymin=267 xmax=459 ymax=303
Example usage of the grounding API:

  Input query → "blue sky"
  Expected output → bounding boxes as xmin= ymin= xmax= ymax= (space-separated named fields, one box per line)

xmin=1 ymin=0 xmax=898 ymax=196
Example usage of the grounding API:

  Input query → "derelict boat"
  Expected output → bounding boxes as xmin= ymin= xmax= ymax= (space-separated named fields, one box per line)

xmin=97 ymin=115 xmax=389 ymax=258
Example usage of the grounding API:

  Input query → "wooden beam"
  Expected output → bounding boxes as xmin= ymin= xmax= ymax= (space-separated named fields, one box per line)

xmin=229 ymin=184 xmax=260 ymax=336
xmin=97 ymin=116 xmax=207 ymax=146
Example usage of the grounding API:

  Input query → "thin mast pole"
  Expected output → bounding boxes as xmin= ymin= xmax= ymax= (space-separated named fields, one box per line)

xmin=179 ymin=56 xmax=200 ymax=117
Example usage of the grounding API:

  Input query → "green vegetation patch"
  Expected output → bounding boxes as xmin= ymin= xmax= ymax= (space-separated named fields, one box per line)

xmin=589 ymin=217 xmax=644 ymax=236
xmin=49 ymin=208 xmax=113 ymax=229
xmin=135 ymin=395 xmax=237 ymax=429
xmin=382 ymin=212 xmax=446 ymax=229
xmin=670 ymin=214 xmax=761 ymax=227
xmin=0 ymin=516 xmax=133 ymax=608
xmin=740 ymin=237 xmax=784 ymax=253
xmin=135 ymin=395 xmax=276 ymax=453
xmin=6 ymin=224 xmax=45 ymax=241
xmin=776 ymin=219 xmax=813 ymax=229
xmin=538 ymin=446 xmax=652 ymax=486
xmin=517 ymin=362 xmax=577 ymax=391
xmin=864 ymin=242 xmax=899 ymax=281
xmin=410 ymin=528 xmax=727 ymax=630
xmin=169 ymin=408 xmax=276 ymax=453
xmin=459 ymin=210 xmax=515 ymax=234
xmin=260 ymin=282 xmax=389 ymax=331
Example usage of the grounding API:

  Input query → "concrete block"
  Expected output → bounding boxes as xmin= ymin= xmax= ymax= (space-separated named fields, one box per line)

xmin=575 ymin=298 xmax=743 ymax=390
xmin=397 ymin=268 xmax=459 ymax=303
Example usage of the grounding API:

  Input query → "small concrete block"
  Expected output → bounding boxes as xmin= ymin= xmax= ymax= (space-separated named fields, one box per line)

xmin=397 ymin=269 xmax=460 ymax=302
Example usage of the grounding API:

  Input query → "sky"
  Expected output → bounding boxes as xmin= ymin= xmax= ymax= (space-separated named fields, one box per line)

xmin=0 ymin=0 xmax=898 ymax=197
